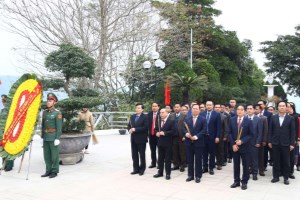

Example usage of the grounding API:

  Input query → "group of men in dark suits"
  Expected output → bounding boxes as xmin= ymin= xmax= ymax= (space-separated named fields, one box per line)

xmin=127 ymin=99 xmax=299 ymax=190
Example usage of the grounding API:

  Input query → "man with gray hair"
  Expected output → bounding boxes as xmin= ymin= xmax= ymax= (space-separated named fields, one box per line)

xmin=153 ymin=108 xmax=175 ymax=180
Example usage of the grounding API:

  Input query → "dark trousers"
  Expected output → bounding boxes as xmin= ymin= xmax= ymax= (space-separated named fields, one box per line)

xmin=131 ymin=142 xmax=146 ymax=173
xmin=216 ymin=140 xmax=224 ymax=166
xmin=295 ymin=145 xmax=299 ymax=166
xmin=43 ymin=141 xmax=60 ymax=173
xmin=272 ymin=145 xmax=290 ymax=180
xmin=224 ymin=140 xmax=230 ymax=161
xmin=203 ymin=136 xmax=216 ymax=169
xmin=233 ymin=151 xmax=250 ymax=184
xmin=149 ymin=135 xmax=158 ymax=166
xmin=250 ymin=146 xmax=259 ymax=175
xmin=186 ymin=144 xmax=203 ymax=178
xmin=172 ymin=137 xmax=186 ymax=168
xmin=264 ymin=145 xmax=273 ymax=167
xmin=290 ymin=149 xmax=295 ymax=175
xmin=158 ymin=144 xmax=172 ymax=175
xmin=226 ymin=141 xmax=233 ymax=159
xmin=258 ymin=145 xmax=265 ymax=173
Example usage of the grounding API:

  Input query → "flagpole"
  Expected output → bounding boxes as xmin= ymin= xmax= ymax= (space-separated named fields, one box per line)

xmin=190 ymin=28 xmax=193 ymax=68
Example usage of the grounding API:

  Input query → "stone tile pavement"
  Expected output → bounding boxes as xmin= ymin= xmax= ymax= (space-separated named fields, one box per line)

xmin=1 ymin=131 xmax=300 ymax=200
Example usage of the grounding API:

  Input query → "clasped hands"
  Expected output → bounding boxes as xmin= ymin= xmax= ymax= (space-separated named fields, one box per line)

xmin=232 ymin=140 xmax=243 ymax=152
xmin=185 ymin=133 xmax=198 ymax=141
xmin=156 ymin=131 xmax=165 ymax=137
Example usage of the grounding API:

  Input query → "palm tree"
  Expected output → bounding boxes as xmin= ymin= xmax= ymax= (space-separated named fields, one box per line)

xmin=167 ymin=73 xmax=208 ymax=104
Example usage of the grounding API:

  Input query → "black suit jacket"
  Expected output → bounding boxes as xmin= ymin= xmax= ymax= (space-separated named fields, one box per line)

xmin=183 ymin=115 xmax=207 ymax=147
xmin=128 ymin=113 xmax=148 ymax=144
xmin=268 ymin=114 xmax=295 ymax=146
xmin=148 ymin=111 xmax=160 ymax=136
xmin=154 ymin=117 xmax=175 ymax=146
xmin=228 ymin=116 xmax=253 ymax=153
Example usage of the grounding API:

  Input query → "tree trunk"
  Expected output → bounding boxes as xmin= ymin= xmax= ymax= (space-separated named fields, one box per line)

xmin=182 ymin=89 xmax=189 ymax=105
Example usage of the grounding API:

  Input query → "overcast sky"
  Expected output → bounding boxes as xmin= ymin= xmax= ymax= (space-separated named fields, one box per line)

xmin=0 ymin=0 xmax=299 ymax=107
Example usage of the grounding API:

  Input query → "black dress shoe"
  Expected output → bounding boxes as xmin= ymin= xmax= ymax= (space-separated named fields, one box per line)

xmin=271 ymin=178 xmax=279 ymax=183
xmin=284 ymin=179 xmax=289 ymax=185
xmin=172 ymin=166 xmax=179 ymax=170
xmin=166 ymin=175 xmax=171 ymax=180
xmin=41 ymin=172 xmax=51 ymax=177
xmin=153 ymin=173 xmax=163 ymax=178
xmin=186 ymin=177 xmax=194 ymax=182
xmin=297 ymin=166 xmax=300 ymax=171
xmin=289 ymin=174 xmax=295 ymax=179
xmin=259 ymin=172 xmax=265 ymax=176
xmin=202 ymin=168 xmax=208 ymax=173
xmin=241 ymin=184 xmax=247 ymax=190
xmin=209 ymin=169 xmax=214 ymax=175
xmin=49 ymin=173 xmax=57 ymax=178
xmin=148 ymin=164 xmax=156 ymax=168
xmin=195 ymin=177 xmax=201 ymax=183
xmin=253 ymin=174 xmax=258 ymax=180
xmin=130 ymin=171 xmax=139 ymax=175
xmin=179 ymin=167 xmax=185 ymax=172
xmin=230 ymin=182 xmax=240 ymax=188
xmin=228 ymin=159 xmax=232 ymax=163
xmin=4 ymin=168 xmax=12 ymax=172
xmin=217 ymin=166 xmax=222 ymax=170
xmin=139 ymin=171 xmax=144 ymax=176
xmin=222 ymin=162 xmax=227 ymax=166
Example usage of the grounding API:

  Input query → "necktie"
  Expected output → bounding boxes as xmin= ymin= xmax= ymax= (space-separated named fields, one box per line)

xmin=135 ymin=115 xmax=140 ymax=122
xmin=193 ymin=117 xmax=197 ymax=127
xmin=237 ymin=118 xmax=241 ymax=127
xmin=151 ymin=113 xmax=157 ymax=136
xmin=206 ymin=112 xmax=211 ymax=123
xmin=161 ymin=120 xmax=165 ymax=128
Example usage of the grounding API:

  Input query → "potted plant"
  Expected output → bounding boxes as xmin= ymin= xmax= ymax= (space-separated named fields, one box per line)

xmin=56 ymin=96 xmax=102 ymax=165
xmin=42 ymin=43 xmax=102 ymax=164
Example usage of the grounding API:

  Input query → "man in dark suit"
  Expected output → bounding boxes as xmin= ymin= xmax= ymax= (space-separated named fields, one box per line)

xmin=172 ymin=104 xmax=187 ymax=172
xmin=287 ymin=102 xmax=299 ymax=179
xmin=221 ymin=103 xmax=232 ymax=164
xmin=246 ymin=104 xmax=263 ymax=180
xmin=200 ymin=100 xmax=221 ymax=175
xmin=153 ymin=108 xmax=175 ymax=180
xmin=148 ymin=102 xmax=160 ymax=168
xmin=229 ymin=99 xmax=237 ymax=117
xmin=183 ymin=104 xmax=207 ymax=183
xmin=215 ymin=103 xmax=228 ymax=170
xmin=228 ymin=105 xmax=253 ymax=190
xmin=128 ymin=103 xmax=149 ymax=176
xmin=254 ymin=104 xmax=269 ymax=176
xmin=258 ymin=100 xmax=273 ymax=168
xmin=269 ymin=101 xmax=295 ymax=185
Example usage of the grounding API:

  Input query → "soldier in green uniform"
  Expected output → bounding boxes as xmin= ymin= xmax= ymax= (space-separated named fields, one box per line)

xmin=1 ymin=94 xmax=14 ymax=172
xmin=41 ymin=93 xmax=62 ymax=178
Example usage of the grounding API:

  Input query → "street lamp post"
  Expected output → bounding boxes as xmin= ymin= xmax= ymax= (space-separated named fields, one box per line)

xmin=264 ymin=75 xmax=278 ymax=107
xmin=143 ymin=51 xmax=165 ymax=100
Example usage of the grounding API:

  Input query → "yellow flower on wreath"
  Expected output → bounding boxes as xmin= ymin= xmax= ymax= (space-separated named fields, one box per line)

xmin=3 ymin=79 xmax=42 ymax=155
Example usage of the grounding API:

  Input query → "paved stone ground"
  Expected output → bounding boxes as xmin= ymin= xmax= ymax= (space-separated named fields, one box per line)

xmin=1 ymin=130 xmax=300 ymax=200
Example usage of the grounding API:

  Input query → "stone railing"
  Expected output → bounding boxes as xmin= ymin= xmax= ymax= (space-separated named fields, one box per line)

xmin=92 ymin=112 xmax=135 ymax=130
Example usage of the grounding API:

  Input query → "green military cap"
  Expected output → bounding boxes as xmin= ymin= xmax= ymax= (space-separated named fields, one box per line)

xmin=47 ymin=93 xmax=58 ymax=102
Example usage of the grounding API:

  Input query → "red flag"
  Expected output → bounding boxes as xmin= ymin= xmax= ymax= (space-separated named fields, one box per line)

xmin=164 ymin=80 xmax=171 ymax=106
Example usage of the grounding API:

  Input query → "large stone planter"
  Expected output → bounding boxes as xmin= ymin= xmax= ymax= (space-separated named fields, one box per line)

xmin=59 ymin=131 xmax=92 ymax=165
